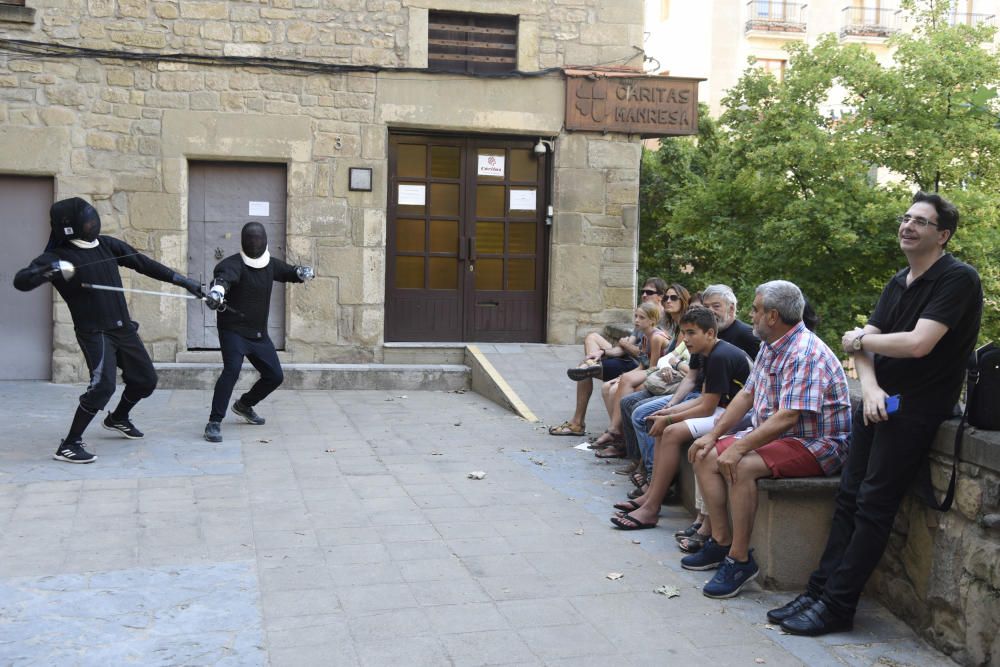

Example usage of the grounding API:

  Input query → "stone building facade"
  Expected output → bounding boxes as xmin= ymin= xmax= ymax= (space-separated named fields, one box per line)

xmin=0 ymin=0 xmax=651 ymax=381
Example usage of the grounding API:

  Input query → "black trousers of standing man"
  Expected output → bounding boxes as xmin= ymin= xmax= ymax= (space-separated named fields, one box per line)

xmin=806 ymin=404 xmax=948 ymax=618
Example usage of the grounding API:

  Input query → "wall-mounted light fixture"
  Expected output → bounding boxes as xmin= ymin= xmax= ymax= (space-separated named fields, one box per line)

xmin=349 ymin=167 xmax=373 ymax=192
xmin=533 ymin=139 xmax=555 ymax=155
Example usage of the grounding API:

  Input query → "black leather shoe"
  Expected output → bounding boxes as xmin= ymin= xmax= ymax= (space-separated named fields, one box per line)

xmin=780 ymin=600 xmax=853 ymax=636
xmin=766 ymin=592 xmax=818 ymax=624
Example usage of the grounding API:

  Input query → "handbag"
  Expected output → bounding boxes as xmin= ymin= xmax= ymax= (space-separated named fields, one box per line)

xmin=644 ymin=366 xmax=684 ymax=396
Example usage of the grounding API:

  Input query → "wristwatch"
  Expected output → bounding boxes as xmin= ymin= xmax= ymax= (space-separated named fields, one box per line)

xmin=852 ymin=333 xmax=866 ymax=351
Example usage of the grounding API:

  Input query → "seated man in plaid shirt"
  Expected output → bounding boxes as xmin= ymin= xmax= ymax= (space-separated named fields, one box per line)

xmin=681 ymin=280 xmax=852 ymax=599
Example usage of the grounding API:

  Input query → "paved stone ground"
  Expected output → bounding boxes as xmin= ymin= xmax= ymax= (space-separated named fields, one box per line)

xmin=0 ymin=347 xmax=955 ymax=666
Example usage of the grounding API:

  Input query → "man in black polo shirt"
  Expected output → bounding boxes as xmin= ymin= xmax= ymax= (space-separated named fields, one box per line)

xmin=701 ymin=284 xmax=761 ymax=361
xmin=771 ymin=191 xmax=982 ymax=635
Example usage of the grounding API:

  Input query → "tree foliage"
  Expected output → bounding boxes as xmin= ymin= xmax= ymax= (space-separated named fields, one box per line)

xmin=641 ymin=0 xmax=999 ymax=347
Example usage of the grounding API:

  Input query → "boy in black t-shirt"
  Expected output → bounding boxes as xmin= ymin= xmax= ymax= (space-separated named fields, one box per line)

xmin=611 ymin=307 xmax=752 ymax=530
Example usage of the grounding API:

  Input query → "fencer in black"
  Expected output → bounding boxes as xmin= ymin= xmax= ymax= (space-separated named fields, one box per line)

xmin=203 ymin=222 xmax=314 ymax=442
xmin=13 ymin=197 xmax=202 ymax=463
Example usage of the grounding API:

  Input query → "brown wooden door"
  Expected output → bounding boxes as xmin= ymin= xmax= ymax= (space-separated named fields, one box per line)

xmin=385 ymin=133 xmax=548 ymax=342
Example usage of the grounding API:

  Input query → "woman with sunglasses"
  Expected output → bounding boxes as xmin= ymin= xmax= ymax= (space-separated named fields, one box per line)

xmin=549 ymin=278 xmax=668 ymax=437
xmin=592 ymin=284 xmax=691 ymax=456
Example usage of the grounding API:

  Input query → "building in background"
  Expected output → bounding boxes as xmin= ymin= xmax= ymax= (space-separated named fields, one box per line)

xmin=0 ymin=0 xmax=703 ymax=381
xmin=644 ymin=0 xmax=997 ymax=119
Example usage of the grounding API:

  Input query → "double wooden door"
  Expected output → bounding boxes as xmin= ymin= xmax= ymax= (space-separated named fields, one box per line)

xmin=385 ymin=133 xmax=549 ymax=342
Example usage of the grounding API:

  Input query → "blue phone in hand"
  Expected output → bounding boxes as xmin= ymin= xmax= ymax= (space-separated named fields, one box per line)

xmin=885 ymin=394 xmax=901 ymax=415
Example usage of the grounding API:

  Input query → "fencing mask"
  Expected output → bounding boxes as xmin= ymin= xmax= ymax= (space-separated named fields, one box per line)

xmin=47 ymin=197 xmax=101 ymax=250
xmin=240 ymin=222 xmax=270 ymax=268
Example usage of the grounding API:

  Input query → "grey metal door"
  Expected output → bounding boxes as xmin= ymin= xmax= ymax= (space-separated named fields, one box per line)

xmin=0 ymin=176 xmax=54 ymax=379
xmin=187 ymin=162 xmax=288 ymax=349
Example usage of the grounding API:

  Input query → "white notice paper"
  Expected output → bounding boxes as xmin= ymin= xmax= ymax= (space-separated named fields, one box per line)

xmin=248 ymin=201 xmax=270 ymax=217
xmin=398 ymin=184 xmax=426 ymax=206
xmin=510 ymin=189 xmax=537 ymax=211
xmin=477 ymin=154 xmax=505 ymax=177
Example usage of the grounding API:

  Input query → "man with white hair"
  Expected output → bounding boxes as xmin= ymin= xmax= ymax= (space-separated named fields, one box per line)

xmin=700 ymin=284 xmax=761 ymax=360
xmin=681 ymin=280 xmax=851 ymax=599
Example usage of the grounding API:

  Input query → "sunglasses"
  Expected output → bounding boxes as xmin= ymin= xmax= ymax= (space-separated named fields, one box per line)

xmin=663 ymin=294 xmax=681 ymax=301
xmin=640 ymin=289 xmax=662 ymax=296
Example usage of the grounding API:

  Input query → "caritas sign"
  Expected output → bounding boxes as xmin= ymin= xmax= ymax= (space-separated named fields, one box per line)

xmin=565 ymin=74 xmax=703 ymax=136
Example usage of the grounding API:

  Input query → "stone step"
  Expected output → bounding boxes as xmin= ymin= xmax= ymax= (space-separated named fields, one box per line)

xmin=382 ymin=342 xmax=468 ymax=365
xmin=153 ymin=362 xmax=470 ymax=391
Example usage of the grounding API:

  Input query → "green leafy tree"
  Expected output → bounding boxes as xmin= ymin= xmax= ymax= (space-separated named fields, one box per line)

xmin=642 ymin=0 xmax=999 ymax=346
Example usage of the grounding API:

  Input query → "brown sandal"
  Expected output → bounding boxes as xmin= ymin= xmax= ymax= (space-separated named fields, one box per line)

xmin=548 ymin=421 xmax=585 ymax=436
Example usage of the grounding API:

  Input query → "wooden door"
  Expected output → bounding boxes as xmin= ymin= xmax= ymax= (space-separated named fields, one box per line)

xmin=385 ymin=133 xmax=548 ymax=342
xmin=187 ymin=162 xmax=288 ymax=349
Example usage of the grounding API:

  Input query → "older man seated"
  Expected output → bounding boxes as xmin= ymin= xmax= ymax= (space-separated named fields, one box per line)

xmin=682 ymin=280 xmax=851 ymax=599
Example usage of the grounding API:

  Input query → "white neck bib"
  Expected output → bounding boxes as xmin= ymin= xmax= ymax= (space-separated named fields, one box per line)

xmin=70 ymin=238 xmax=99 ymax=249
xmin=240 ymin=247 xmax=270 ymax=269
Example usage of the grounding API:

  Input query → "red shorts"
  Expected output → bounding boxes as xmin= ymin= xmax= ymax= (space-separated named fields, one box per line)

xmin=715 ymin=435 xmax=823 ymax=479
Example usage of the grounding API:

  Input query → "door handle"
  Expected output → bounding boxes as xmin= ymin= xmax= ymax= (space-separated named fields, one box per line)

xmin=467 ymin=237 xmax=476 ymax=272
xmin=458 ymin=236 xmax=467 ymax=261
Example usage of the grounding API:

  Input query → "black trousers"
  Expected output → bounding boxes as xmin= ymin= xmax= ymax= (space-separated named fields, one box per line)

xmin=210 ymin=329 xmax=283 ymax=422
xmin=76 ymin=323 xmax=157 ymax=413
xmin=807 ymin=404 xmax=947 ymax=617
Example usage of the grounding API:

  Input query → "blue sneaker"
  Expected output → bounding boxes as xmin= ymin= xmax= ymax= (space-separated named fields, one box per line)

xmin=703 ymin=552 xmax=759 ymax=599
xmin=680 ymin=537 xmax=730 ymax=571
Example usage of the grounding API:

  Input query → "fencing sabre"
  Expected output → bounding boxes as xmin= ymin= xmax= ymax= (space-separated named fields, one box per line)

xmin=81 ymin=282 xmax=244 ymax=316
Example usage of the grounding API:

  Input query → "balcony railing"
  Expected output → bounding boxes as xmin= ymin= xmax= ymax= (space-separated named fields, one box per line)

xmin=745 ymin=1 xmax=808 ymax=34
xmin=840 ymin=6 xmax=899 ymax=39
xmin=948 ymin=12 xmax=996 ymax=27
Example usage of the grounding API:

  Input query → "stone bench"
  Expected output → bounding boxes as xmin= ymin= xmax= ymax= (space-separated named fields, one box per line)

xmin=676 ymin=444 xmax=842 ymax=589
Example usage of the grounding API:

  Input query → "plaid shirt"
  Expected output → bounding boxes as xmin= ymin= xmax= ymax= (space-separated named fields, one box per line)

xmin=738 ymin=322 xmax=852 ymax=476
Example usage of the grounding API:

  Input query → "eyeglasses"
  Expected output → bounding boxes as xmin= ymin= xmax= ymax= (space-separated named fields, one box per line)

xmin=640 ymin=289 xmax=662 ymax=296
xmin=897 ymin=214 xmax=938 ymax=228
xmin=663 ymin=294 xmax=681 ymax=302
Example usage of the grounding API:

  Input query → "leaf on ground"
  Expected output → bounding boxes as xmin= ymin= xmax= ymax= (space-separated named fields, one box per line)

xmin=574 ymin=529 xmax=584 ymax=535
xmin=520 ymin=448 xmax=532 ymax=452
xmin=606 ymin=572 xmax=624 ymax=580
xmin=258 ymin=439 xmax=271 ymax=443
xmin=763 ymin=623 xmax=778 ymax=631
xmin=631 ymin=539 xmax=641 ymax=544
xmin=397 ymin=395 xmax=408 ymax=399
xmin=430 ymin=451 xmax=443 ymax=456
xmin=529 ymin=457 xmax=545 ymax=466
xmin=654 ymin=585 xmax=680 ymax=598
xmin=755 ymin=659 xmax=766 ymax=664
xmin=324 ymin=448 xmax=335 ymax=453
xmin=467 ymin=471 xmax=487 ymax=480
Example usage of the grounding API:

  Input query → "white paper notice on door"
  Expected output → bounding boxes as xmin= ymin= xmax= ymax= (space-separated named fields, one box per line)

xmin=477 ymin=154 xmax=506 ymax=177
xmin=248 ymin=201 xmax=270 ymax=217
xmin=510 ymin=188 xmax=537 ymax=211
xmin=398 ymin=184 xmax=426 ymax=206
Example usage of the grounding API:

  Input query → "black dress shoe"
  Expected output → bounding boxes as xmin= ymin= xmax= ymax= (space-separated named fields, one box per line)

xmin=766 ymin=592 xmax=818 ymax=624
xmin=780 ymin=600 xmax=853 ymax=636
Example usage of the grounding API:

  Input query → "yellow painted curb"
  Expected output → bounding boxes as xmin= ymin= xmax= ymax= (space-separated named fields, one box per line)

xmin=465 ymin=344 xmax=539 ymax=423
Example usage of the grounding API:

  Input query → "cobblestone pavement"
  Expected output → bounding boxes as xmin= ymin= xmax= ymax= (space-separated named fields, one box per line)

xmin=0 ymin=355 xmax=955 ymax=666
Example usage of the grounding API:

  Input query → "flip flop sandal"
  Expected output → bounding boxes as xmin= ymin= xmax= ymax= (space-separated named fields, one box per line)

xmin=627 ymin=483 xmax=648 ymax=500
xmin=673 ymin=521 xmax=703 ymax=539
xmin=595 ymin=446 xmax=626 ymax=459
xmin=567 ymin=362 xmax=603 ymax=381
xmin=548 ymin=421 xmax=585 ymax=436
xmin=588 ymin=432 xmax=621 ymax=449
xmin=610 ymin=513 xmax=657 ymax=530
xmin=678 ymin=532 xmax=708 ymax=553
xmin=613 ymin=499 xmax=641 ymax=512
xmin=629 ymin=470 xmax=648 ymax=490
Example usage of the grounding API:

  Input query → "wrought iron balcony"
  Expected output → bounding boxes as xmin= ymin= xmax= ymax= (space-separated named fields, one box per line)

xmin=948 ymin=12 xmax=996 ymax=27
xmin=745 ymin=1 xmax=808 ymax=35
xmin=840 ymin=5 xmax=899 ymax=39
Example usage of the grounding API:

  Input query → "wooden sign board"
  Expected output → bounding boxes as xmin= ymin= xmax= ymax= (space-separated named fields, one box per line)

xmin=565 ymin=75 xmax=702 ymax=137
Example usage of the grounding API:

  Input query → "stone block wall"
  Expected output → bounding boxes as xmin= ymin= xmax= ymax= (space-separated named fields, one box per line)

xmin=868 ymin=424 xmax=1000 ymax=667
xmin=548 ymin=133 xmax=642 ymax=343
xmin=0 ymin=0 xmax=645 ymax=376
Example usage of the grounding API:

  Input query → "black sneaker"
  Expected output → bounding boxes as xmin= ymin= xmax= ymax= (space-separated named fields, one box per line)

xmin=232 ymin=400 xmax=265 ymax=425
xmin=204 ymin=421 xmax=223 ymax=443
xmin=53 ymin=439 xmax=96 ymax=464
xmin=102 ymin=414 xmax=144 ymax=439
